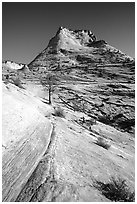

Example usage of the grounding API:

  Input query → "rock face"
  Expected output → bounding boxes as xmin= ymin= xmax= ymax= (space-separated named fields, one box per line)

xmin=48 ymin=27 xmax=96 ymax=50
xmin=27 ymin=27 xmax=135 ymax=134
xmin=28 ymin=27 xmax=133 ymax=70
xmin=2 ymin=83 xmax=53 ymax=201
xmin=2 ymin=27 xmax=135 ymax=202
xmin=2 ymin=60 xmax=28 ymax=70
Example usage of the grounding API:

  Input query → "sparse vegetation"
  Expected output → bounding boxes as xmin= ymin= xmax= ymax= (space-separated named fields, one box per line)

xmin=95 ymin=137 xmax=110 ymax=150
xmin=79 ymin=117 xmax=96 ymax=127
xmin=40 ymin=72 xmax=59 ymax=105
xmin=53 ymin=107 xmax=65 ymax=118
xmin=94 ymin=176 xmax=135 ymax=202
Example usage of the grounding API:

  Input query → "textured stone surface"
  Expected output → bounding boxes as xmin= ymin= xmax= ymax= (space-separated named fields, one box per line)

xmin=2 ymin=83 xmax=53 ymax=202
xmin=15 ymin=115 xmax=134 ymax=202
xmin=28 ymin=27 xmax=133 ymax=70
xmin=2 ymin=26 xmax=135 ymax=202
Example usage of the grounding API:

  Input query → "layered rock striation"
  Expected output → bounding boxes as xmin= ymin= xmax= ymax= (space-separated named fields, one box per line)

xmin=2 ymin=26 xmax=135 ymax=202
xmin=28 ymin=27 xmax=133 ymax=70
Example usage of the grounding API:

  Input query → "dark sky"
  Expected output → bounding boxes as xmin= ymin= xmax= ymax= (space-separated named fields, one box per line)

xmin=2 ymin=2 xmax=135 ymax=64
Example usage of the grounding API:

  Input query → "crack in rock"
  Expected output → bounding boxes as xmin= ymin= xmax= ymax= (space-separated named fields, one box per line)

xmin=15 ymin=126 xmax=79 ymax=202
xmin=15 ymin=126 xmax=56 ymax=202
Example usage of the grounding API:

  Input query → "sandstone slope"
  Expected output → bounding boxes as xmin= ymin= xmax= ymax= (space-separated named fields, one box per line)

xmin=2 ymin=82 xmax=53 ymax=201
xmin=2 ymin=26 xmax=135 ymax=202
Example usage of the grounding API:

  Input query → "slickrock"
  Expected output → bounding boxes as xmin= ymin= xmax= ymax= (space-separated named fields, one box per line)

xmin=2 ymin=82 xmax=53 ymax=201
xmin=14 ymin=115 xmax=134 ymax=202
xmin=2 ymin=26 xmax=135 ymax=202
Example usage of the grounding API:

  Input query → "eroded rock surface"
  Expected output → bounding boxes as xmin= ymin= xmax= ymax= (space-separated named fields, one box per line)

xmin=2 ymin=83 xmax=53 ymax=201
xmin=2 ymin=27 xmax=135 ymax=202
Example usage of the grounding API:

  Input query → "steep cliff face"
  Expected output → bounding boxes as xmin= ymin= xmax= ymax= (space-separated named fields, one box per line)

xmin=47 ymin=27 xmax=96 ymax=50
xmin=28 ymin=27 xmax=133 ymax=70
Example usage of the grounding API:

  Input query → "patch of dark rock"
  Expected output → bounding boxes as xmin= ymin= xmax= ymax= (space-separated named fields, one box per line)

xmin=107 ymin=83 xmax=131 ymax=90
xmin=98 ymin=114 xmax=135 ymax=133
xmin=97 ymin=113 xmax=113 ymax=125
xmin=107 ymin=83 xmax=121 ymax=89
xmin=107 ymin=73 xmax=119 ymax=79
xmin=99 ymin=96 xmax=110 ymax=102
xmin=88 ymin=40 xmax=107 ymax=48
xmin=48 ymin=50 xmax=58 ymax=54
xmin=76 ymin=55 xmax=95 ymax=63
xmin=116 ymin=118 xmax=135 ymax=133
xmin=60 ymin=49 xmax=72 ymax=55
xmin=112 ymin=89 xmax=135 ymax=98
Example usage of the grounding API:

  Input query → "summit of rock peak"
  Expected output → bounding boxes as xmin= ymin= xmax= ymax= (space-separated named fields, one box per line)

xmin=47 ymin=26 xmax=97 ymax=50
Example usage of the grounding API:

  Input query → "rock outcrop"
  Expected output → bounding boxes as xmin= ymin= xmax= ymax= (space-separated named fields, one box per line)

xmin=2 ymin=82 xmax=53 ymax=201
xmin=2 ymin=60 xmax=28 ymax=70
xmin=28 ymin=27 xmax=133 ymax=70
xmin=27 ymin=27 xmax=135 ymax=134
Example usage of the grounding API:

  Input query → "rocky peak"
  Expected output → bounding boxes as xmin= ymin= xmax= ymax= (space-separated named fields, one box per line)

xmin=28 ymin=26 xmax=133 ymax=70
xmin=57 ymin=26 xmax=96 ymax=42
xmin=47 ymin=26 xmax=97 ymax=51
